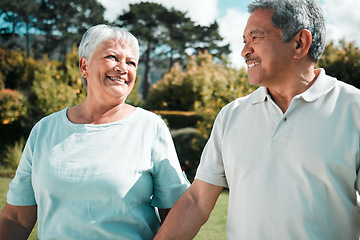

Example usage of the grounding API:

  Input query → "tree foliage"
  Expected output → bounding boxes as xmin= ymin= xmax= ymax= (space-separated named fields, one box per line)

xmin=0 ymin=89 xmax=28 ymax=125
xmin=117 ymin=2 xmax=230 ymax=99
xmin=147 ymin=51 xmax=257 ymax=137
xmin=0 ymin=48 xmax=39 ymax=91
xmin=147 ymin=62 xmax=197 ymax=111
xmin=0 ymin=0 xmax=106 ymax=60
xmin=30 ymin=46 xmax=86 ymax=118
xmin=0 ymin=0 xmax=38 ymax=56
xmin=317 ymin=40 xmax=360 ymax=89
xmin=0 ymin=46 xmax=89 ymax=164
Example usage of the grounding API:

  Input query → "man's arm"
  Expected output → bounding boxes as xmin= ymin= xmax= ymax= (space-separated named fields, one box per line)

xmin=154 ymin=179 xmax=224 ymax=240
xmin=0 ymin=203 xmax=37 ymax=240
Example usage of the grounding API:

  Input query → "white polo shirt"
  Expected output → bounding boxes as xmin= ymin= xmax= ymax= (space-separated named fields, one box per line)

xmin=195 ymin=69 xmax=360 ymax=239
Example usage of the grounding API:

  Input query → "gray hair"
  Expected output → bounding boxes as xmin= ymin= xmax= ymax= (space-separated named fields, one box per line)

xmin=248 ymin=0 xmax=326 ymax=63
xmin=78 ymin=24 xmax=140 ymax=88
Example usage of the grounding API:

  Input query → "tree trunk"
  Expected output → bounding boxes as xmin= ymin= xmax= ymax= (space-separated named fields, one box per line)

xmin=142 ymin=45 xmax=152 ymax=100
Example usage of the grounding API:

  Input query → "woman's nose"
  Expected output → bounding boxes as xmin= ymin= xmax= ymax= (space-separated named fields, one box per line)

xmin=114 ymin=62 xmax=128 ymax=74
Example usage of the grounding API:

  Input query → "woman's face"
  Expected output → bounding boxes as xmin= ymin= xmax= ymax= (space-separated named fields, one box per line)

xmin=80 ymin=39 xmax=138 ymax=105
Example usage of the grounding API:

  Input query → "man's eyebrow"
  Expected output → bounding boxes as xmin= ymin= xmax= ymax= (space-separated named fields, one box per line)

xmin=250 ymin=29 xmax=265 ymax=35
xmin=243 ymin=29 xmax=266 ymax=40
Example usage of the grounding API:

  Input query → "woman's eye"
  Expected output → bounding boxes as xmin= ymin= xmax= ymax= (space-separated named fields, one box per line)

xmin=127 ymin=61 xmax=136 ymax=67
xmin=107 ymin=55 xmax=117 ymax=61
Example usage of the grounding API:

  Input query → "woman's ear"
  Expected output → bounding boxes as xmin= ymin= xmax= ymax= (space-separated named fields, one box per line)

xmin=293 ymin=29 xmax=312 ymax=60
xmin=79 ymin=57 xmax=89 ymax=78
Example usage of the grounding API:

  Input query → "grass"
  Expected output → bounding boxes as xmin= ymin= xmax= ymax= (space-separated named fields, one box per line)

xmin=0 ymin=177 xmax=228 ymax=239
xmin=0 ymin=177 xmax=38 ymax=240
xmin=195 ymin=189 xmax=228 ymax=239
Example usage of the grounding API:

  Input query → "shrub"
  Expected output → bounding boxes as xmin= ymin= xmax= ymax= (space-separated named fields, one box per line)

xmin=0 ymin=48 xmax=37 ymax=91
xmin=0 ymin=89 xmax=29 ymax=125
xmin=3 ymin=137 xmax=25 ymax=170
xmin=126 ymin=75 xmax=145 ymax=107
xmin=153 ymin=110 xmax=202 ymax=129
xmin=146 ymin=63 xmax=199 ymax=111
xmin=171 ymin=127 xmax=207 ymax=182
xmin=30 ymin=54 xmax=86 ymax=118
xmin=317 ymin=40 xmax=360 ymax=89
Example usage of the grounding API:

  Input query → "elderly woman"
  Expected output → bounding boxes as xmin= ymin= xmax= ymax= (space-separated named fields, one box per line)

xmin=0 ymin=24 xmax=189 ymax=239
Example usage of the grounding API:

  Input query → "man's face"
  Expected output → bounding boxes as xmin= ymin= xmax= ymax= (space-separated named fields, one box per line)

xmin=241 ymin=9 xmax=294 ymax=88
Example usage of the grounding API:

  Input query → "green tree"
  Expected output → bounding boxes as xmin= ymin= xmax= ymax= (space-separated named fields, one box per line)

xmin=118 ymin=2 xmax=169 ymax=100
xmin=147 ymin=51 xmax=257 ymax=137
xmin=0 ymin=0 xmax=107 ymax=60
xmin=30 ymin=48 xmax=86 ymax=119
xmin=188 ymin=52 xmax=256 ymax=137
xmin=0 ymin=48 xmax=39 ymax=91
xmin=146 ymin=62 xmax=197 ymax=111
xmin=117 ymin=2 xmax=230 ymax=100
xmin=126 ymin=75 xmax=145 ymax=107
xmin=0 ymin=0 xmax=38 ymax=57
xmin=0 ymin=88 xmax=29 ymax=158
xmin=148 ymin=52 xmax=254 ymax=180
xmin=37 ymin=0 xmax=106 ymax=60
xmin=317 ymin=40 xmax=360 ymax=89
xmin=193 ymin=21 xmax=231 ymax=61
xmin=0 ymin=89 xmax=28 ymax=126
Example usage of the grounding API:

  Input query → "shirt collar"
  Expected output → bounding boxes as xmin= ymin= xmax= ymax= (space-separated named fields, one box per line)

xmin=250 ymin=86 xmax=269 ymax=104
xmin=250 ymin=68 xmax=336 ymax=104
xmin=298 ymin=68 xmax=336 ymax=102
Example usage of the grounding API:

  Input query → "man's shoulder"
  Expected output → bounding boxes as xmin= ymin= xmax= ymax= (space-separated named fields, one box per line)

xmin=222 ymin=87 xmax=263 ymax=112
xmin=335 ymin=79 xmax=360 ymax=95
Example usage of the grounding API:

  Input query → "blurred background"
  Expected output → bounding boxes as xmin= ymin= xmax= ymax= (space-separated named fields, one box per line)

xmin=0 ymin=0 xmax=359 ymax=181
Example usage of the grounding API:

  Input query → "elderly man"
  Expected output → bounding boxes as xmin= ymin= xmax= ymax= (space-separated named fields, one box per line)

xmin=154 ymin=0 xmax=360 ymax=239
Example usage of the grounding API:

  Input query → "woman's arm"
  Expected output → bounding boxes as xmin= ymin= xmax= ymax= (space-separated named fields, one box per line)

xmin=154 ymin=179 xmax=224 ymax=240
xmin=0 ymin=203 xmax=37 ymax=240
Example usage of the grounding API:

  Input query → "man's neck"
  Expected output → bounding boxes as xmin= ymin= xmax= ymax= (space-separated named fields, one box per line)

xmin=267 ymin=67 xmax=318 ymax=113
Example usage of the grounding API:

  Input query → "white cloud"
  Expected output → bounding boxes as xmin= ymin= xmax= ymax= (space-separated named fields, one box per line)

xmin=218 ymin=9 xmax=249 ymax=69
xmin=155 ymin=0 xmax=218 ymax=26
xmin=97 ymin=0 xmax=218 ymax=26
xmin=321 ymin=0 xmax=360 ymax=44
xmin=97 ymin=0 xmax=137 ymax=22
xmin=97 ymin=0 xmax=360 ymax=70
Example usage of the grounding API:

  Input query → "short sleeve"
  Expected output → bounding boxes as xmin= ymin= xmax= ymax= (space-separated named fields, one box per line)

xmin=7 ymin=128 xmax=37 ymax=206
xmin=195 ymin=111 xmax=228 ymax=188
xmin=355 ymin=149 xmax=360 ymax=192
xmin=151 ymin=119 xmax=190 ymax=209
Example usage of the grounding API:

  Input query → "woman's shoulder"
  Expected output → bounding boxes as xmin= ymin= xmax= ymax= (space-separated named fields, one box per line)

xmin=135 ymin=107 xmax=163 ymax=120
xmin=27 ymin=108 xmax=68 ymax=140
xmin=133 ymin=107 xmax=168 ymax=128
xmin=36 ymin=108 xmax=67 ymax=126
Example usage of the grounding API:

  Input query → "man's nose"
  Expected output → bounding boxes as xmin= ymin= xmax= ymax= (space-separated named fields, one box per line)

xmin=241 ymin=42 xmax=254 ymax=59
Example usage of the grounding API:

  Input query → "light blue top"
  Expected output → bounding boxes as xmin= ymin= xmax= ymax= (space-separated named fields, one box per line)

xmin=7 ymin=107 xmax=189 ymax=239
xmin=196 ymin=69 xmax=360 ymax=239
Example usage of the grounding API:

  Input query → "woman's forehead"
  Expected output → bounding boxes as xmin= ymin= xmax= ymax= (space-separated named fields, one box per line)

xmin=98 ymin=39 xmax=136 ymax=56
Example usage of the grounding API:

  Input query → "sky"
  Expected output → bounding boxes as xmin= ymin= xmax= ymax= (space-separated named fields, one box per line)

xmin=98 ymin=0 xmax=360 ymax=69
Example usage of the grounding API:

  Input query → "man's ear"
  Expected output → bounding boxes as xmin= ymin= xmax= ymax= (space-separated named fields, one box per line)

xmin=293 ymin=29 xmax=312 ymax=59
xmin=79 ymin=57 xmax=89 ymax=78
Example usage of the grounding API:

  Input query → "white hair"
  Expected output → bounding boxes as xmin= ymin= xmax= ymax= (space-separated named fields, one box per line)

xmin=78 ymin=24 xmax=139 ymax=88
